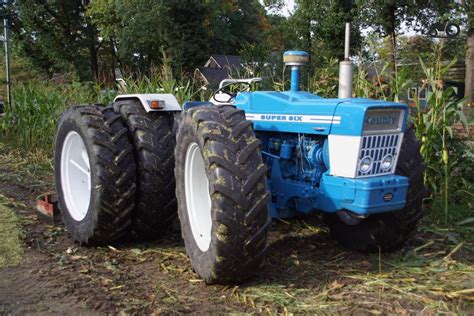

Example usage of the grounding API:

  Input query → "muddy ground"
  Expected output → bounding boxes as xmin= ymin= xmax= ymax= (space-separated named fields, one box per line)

xmin=0 ymin=161 xmax=473 ymax=314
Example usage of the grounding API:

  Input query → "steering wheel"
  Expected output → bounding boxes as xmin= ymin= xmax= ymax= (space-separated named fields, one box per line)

xmin=212 ymin=82 xmax=251 ymax=103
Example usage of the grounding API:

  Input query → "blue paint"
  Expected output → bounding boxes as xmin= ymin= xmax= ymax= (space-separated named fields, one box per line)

xmin=279 ymin=142 xmax=293 ymax=159
xmin=236 ymin=73 xmax=410 ymax=218
xmin=184 ymin=50 xmax=412 ymax=219
xmin=234 ymin=92 xmax=408 ymax=136
xmin=318 ymin=173 xmax=408 ymax=215
xmin=260 ymin=133 xmax=408 ymax=218
xmin=290 ymin=67 xmax=300 ymax=92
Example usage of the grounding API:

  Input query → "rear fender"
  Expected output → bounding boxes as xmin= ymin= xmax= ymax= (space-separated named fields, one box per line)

xmin=114 ymin=94 xmax=182 ymax=112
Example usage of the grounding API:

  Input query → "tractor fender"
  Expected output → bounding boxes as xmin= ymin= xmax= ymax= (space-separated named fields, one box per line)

xmin=114 ymin=94 xmax=182 ymax=112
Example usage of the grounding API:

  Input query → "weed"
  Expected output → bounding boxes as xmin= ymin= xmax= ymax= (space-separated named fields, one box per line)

xmin=0 ymin=82 xmax=115 ymax=151
xmin=119 ymin=65 xmax=202 ymax=104
xmin=414 ymin=44 xmax=472 ymax=224
xmin=0 ymin=195 xmax=23 ymax=268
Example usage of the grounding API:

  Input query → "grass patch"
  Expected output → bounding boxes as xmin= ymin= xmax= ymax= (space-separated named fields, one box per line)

xmin=0 ymin=195 xmax=23 ymax=268
xmin=0 ymin=142 xmax=54 ymax=191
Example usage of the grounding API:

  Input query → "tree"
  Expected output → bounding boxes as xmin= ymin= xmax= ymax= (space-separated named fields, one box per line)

xmin=88 ymin=0 xmax=171 ymax=72
xmin=397 ymin=36 xmax=434 ymax=65
xmin=289 ymin=0 xmax=361 ymax=72
xmin=357 ymin=0 xmax=422 ymax=74
xmin=358 ymin=0 xmax=473 ymax=110
xmin=11 ymin=0 xmax=101 ymax=81
xmin=206 ymin=0 xmax=268 ymax=55
xmin=463 ymin=0 xmax=473 ymax=110
xmin=88 ymin=0 xmax=267 ymax=74
xmin=89 ymin=0 xmax=212 ymax=74
xmin=165 ymin=0 xmax=211 ymax=74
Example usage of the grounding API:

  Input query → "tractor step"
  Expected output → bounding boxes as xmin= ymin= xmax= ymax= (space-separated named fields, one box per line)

xmin=35 ymin=192 xmax=60 ymax=225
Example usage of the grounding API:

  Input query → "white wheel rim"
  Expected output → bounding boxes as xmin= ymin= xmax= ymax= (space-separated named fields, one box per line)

xmin=184 ymin=142 xmax=212 ymax=252
xmin=60 ymin=131 xmax=91 ymax=221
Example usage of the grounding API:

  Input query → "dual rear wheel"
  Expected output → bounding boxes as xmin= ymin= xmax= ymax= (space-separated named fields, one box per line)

xmin=55 ymin=102 xmax=176 ymax=244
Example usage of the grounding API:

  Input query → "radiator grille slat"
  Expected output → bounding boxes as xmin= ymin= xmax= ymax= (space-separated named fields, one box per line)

xmin=357 ymin=133 xmax=401 ymax=177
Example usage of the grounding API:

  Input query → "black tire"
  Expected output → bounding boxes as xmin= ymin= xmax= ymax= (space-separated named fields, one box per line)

xmin=113 ymin=100 xmax=177 ymax=240
xmin=428 ymin=27 xmax=438 ymax=37
xmin=54 ymin=105 xmax=136 ymax=245
xmin=324 ymin=127 xmax=425 ymax=252
xmin=175 ymin=104 xmax=271 ymax=284
xmin=445 ymin=22 xmax=460 ymax=37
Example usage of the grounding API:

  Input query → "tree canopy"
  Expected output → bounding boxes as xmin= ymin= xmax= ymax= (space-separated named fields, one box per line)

xmin=4 ymin=0 xmax=472 ymax=104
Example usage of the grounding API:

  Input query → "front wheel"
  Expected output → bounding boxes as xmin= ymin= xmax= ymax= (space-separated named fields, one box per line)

xmin=175 ymin=104 xmax=271 ymax=284
xmin=324 ymin=128 xmax=425 ymax=252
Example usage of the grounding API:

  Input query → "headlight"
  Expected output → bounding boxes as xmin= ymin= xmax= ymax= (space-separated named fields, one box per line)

xmin=381 ymin=154 xmax=393 ymax=170
xmin=359 ymin=156 xmax=373 ymax=173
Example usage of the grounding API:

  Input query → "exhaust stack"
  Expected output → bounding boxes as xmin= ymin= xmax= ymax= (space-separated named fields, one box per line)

xmin=338 ymin=23 xmax=353 ymax=98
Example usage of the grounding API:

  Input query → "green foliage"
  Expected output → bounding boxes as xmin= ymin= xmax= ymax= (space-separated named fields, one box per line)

xmin=289 ymin=0 xmax=361 ymax=69
xmin=308 ymin=57 xmax=339 ymax=98
xmin=354 ymin=41 xmax=473 ymax=224
xmin=0 ymin=82 xmax=114 ymax=151
xmin=207 ymin=0 xmax=268 ymax=55
xmin=86 ymin=0 xmax=268 ymax=75
xmin=413 ymin=50 xmax=472 ymax=224
xmin=0 ymin=49 xmax=44 ymax=96
xmin=397 ymin=36 xmax=434 ymax=66
xmin=357 ymin=0 xmax=417 ymax=36
xmin=88 ymin=0 xmax=211 ymax=74
xmin=0 ymin=71 xmax=200 ymax=152
xmin=11 ymin=0 xmax=101 ymax=81
xmin=0 ymin=195 xmax=23 ymax=269
xmin=356 ymin=0 xmax=458 ymax=37
xmin=120 ymin=65 xmax=198 ymax=104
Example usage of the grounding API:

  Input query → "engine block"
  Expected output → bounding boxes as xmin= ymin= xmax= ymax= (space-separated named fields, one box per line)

xmin=259 ymin=133 xmax=328 ymax=186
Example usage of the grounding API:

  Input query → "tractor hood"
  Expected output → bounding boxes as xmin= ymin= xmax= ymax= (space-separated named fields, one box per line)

xmin=234 ymin=91 xmax=409 ymax=136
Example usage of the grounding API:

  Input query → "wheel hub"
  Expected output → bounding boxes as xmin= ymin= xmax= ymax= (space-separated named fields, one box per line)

xmin=184 ymin=142 xmax=212 ymax=252
xmin=60 ymin=131 xmax=91 ymax=221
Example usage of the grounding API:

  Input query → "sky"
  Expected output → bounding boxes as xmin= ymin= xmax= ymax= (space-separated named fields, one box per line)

xmin=262 ymin=0 xmax=295 ymax=16
xmin=282 ymin=0 xmax=295 ymax=16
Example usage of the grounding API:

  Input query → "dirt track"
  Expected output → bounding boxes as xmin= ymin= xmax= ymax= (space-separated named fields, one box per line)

xmin=1 ymin=171 xmax=473 ymax=314
xmin=0 ymin=179 xmax=253 ymax=314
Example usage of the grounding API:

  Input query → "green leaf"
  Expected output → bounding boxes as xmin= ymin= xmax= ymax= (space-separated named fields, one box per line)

xmin=446 ymin=126 xmax=453 ymax=138
xmin=441 ymin=57 xmax=457 ymax=75
xmin=456 ymin=217 xmax=474 ymax=226
xmin=456 ymin=110 xmax=469 ymax=129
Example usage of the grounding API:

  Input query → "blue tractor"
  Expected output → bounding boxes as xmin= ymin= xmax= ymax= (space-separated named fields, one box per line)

xmin=54 ymin=31 xmax=424 ymax=284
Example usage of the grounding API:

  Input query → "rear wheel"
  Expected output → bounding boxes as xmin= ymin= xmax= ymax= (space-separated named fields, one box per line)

xmin=175 ymin=104 xmax=271 ymax=284
xmin=324 ymin=128 xmax=425 ymax=252
xmin=55 ymin=105 xmax=136 ymax=245
xmin=114 ymin=100 xmax=177 ymax=240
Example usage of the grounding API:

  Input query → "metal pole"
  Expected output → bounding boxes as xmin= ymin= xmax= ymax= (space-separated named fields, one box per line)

xmin=338 ymin=22 xmax=353 ymax=99
xmin=344 ymin=22 xmax=351 ymax=61
xmin=3 ymin=0 xmax=11 ymax=108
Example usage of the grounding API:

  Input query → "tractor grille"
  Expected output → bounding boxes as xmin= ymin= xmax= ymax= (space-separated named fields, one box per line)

xmin=357 ymin=133 xmax=401 ymax=177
